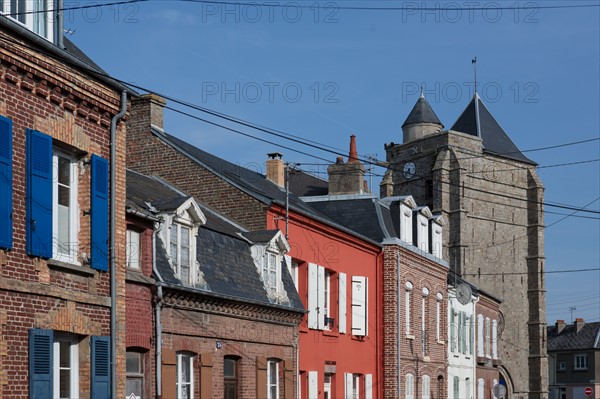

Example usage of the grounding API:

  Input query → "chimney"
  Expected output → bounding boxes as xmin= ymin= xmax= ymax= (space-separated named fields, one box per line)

xmin=266 ymin=152 xmax=285 ymax=188
xmin=131 ymin=93 xmax=166 ymax=130
xmin=327 ymin=135 xmax=367 ymax=195
xmin=555 ymin=320 xmax=566 ymax=334
xmin=575 ymin=318 xmax=585 ymax=333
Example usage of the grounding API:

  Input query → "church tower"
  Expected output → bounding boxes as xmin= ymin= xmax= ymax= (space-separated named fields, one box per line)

xmin=382 ymin=93 xmax=548 ymax=399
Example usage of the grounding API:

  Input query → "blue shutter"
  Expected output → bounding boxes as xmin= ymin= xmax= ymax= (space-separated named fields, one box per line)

xmin=90 ymin=155 xmax=109 ymax=271
xmin=0 ymin=116 xmax=13 ymax=250
xmin=26 ymin=129 xmax=52 ymax=258
xmin=91 ymin=336 xmax=110 ymax=399
xmin=29 ymin=329 xmax=53 ymax=398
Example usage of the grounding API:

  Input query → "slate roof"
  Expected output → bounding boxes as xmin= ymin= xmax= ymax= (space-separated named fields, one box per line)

xmin=241 ymin=230 xmax=280 ymax=244
xmin=126 ymin=169 xmax=304 ymax=312
xmin=403 ymin=95 xmax=444 ymax=128
xmin=288 ymin=169 xmax=329 ymax=196
xmin=451 ymin=93 xmax=535 ymax=164
xmin=547 ymin=322 xmax=600 ymax=351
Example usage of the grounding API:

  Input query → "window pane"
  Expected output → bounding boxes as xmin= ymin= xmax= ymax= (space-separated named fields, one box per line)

xmin=170 ymin=226 xmax=178 ymax=266
xmin=181 ymin=246 xmax=190 ymax=267
xmin=126 ymin=352 xmax=141 ymax=373
xmin=59 ymin=369 xmax=70 ymax=398
xmin=59 ymin=341 xmax=70 ymax=367
xmin=182 ymin=356 xmax=190 ymax=382
xmin=181 ymin=265 xmax=190 ymax=285
xmin=126 ymin=378 xmax=143 ymax=399
xmin=58 ymin=156 xmax=71 ymax=185
xmin=181 ymin=226 xmax=190 ymax=247
xmin=224 ymin=358 xmax=236 ymax=377
xmin=269 ymin=254 xmax=277 ymax=271
xmin=269 ymin=362 xmax=277 ymax=383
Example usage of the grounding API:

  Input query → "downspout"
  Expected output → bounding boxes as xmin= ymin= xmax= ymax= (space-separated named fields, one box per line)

xmin=397 ymin=250 xmax=402 ymax=398
xmin=55 ymin=0 xmax=64 ymax=49
xmin=152 ymin=221 xmax=165 ymax=398
xmin=110 ymin=90 xmax=127 ymax=399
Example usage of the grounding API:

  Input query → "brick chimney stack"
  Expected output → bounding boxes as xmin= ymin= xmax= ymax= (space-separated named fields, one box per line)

xmin=131 ymin=93 xmax=166 ymax=129
xmin=575 ymin=318 xmax=585 ymax=333
xmin=327 ymin=135 xmax=368 ymax=195
xmin=556 ymin=320 xmax=566 ymax=334
xmin=266 ymin=152 xmax=285 ymax=188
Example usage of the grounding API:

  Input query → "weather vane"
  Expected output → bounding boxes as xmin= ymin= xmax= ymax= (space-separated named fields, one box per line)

xmin=472 ymin=57 xmax=478 ymax=93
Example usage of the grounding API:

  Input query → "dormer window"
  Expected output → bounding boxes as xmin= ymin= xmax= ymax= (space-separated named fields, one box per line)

xmin=262 ymin=251 xmax=279 ymax=293
xmin=2 ymin=0 xmax=55 ymax=42
xmin=170 ymin=222 xmax=192 ymax=285
xmin=246 ymin=230 xmax=290 ymax=303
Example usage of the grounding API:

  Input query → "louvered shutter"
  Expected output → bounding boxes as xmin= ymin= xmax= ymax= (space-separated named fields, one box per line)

xmin=26 ymin=129 xmax=52 ymax=258
xmin=0 ymin=116 xmax=12 ymax=249
xmin=365 ymin=374 xmax=373 ymax=399
xmin=344 ymin=373 xmax=353 ymax=399
xmin=351 ymin=276 xmax=368 ymax=336
xmin=90 ymin=155 xmax=109 ymax=271
xmin=307 ymin=371 xmax=318 ymax=399
xmin=90 ymin=336 xmax=110 ymax=399
xmin=29 ymin=329 xmax=53 ymax=398
xmin=307 ymin=263 xmax=319 ymax=329
xmin=450 ymin=308 xmax=455 ymax=352
xmin=338 ymin=273 xmax=347 ymax=334
xmin=317 ymin=265 xmax=325 ymax=330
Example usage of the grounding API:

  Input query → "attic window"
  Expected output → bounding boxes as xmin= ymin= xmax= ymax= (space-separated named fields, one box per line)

xmin=170 ymin=222 xmax=193 ymax=286
xmin=262 ymin=251 xmax=279 ymax=293
xmin=2 ymin=0 xmax=54 ymax=42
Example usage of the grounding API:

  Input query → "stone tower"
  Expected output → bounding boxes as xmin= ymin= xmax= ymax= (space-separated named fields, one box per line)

xmin=382 ymin=93 xmax=548 ymax=399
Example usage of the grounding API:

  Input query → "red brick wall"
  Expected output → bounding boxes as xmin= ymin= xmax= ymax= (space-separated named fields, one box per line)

xmin=476 ymin=294 xmax=502 ymax=398
xmin=127 ymin=95 xmax=269 ymax=231
xmin=0 ymin=29 xmax=127 ymax=398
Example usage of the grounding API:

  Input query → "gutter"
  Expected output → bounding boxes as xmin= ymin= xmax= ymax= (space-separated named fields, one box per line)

xmin=152 ymin=221 xmax=165 ymax=399
xmin=110 ymin=90 xmax=127 ymax=399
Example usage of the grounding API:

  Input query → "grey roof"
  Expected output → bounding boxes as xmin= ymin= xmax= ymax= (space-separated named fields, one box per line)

xmin=288 ymin=169 xmax=329 ymax=196
xmin=547 ymin=322 xmax=600 ymax=351
xmin=451 ymin=94 xmax=535 ymax=164
xmin=402 ymin=96 xmax=444 ymax=128
xmin=241 ymin=230 xmax=280 ymax=244
xmin=307 ymin=198 xmax=390 ymax=242
xmin=127 ymin=169 xmax=303 ymax=312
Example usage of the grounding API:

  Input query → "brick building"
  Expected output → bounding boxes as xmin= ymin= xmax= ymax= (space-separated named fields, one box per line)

xmin=382 ymin=92 xmax=548 ymax=398
xmin=475 ymin=289 xmax=503 ymax=399
xmin=0 ymin=4 xmax=129 ymax=398
xmin=125 ymin=169 xmax=304 ymax=398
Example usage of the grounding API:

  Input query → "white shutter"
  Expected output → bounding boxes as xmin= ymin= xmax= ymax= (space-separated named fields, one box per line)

xmin=308 ymin=371 xmax=318 ymax=399
xmin=308 ymin=263 xmax=319 ymax=329
xmin=351 ymin=276 xmax=368 ymax=336
xmin=477 ymin=314 xmax=484 ymax=357
xmin=365 ymin=374 xmax=373 ymax=399
xmin=339 ymin=273 xmax=347 ymax=334
xmin=317 ymin=265 xmax=325 ymax=330
xmin=345 ymin=373 xmax=353 ymax=399
xmin=418 ymin=216 xmax=429 ymax=252
xmin=432 ymin=225 xmax=442 ymax=258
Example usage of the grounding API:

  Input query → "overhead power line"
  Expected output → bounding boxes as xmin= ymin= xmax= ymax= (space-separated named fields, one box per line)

xmin=463 ymin=267 xmax=600 ymax=277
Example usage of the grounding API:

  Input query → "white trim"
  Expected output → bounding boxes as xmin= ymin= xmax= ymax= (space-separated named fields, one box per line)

xmin=339 ymin=273 xmax=347 ymax=334
xmin=52 ymin=150 xmax=79 ymax=264
xmin=2 ymin=0 xmax=55 ymax=42
xmin=351 ymin=276 xmax=368 ymax=336
xmin=267 ymin=360 xmax=280 ymax=399
xmin=53 ymin=334 xmax=79 ymax=399
xmin=308 ymin=371 xmax=318 ymax=399
xmin=176 ymin=352 xmax=194 ymax=399
xmin=126 ymin=229 xmax=141 ymax=270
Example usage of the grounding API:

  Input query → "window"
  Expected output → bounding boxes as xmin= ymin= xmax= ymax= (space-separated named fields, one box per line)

xmin=435 ymin=293 xmax=442 ymax=341
xmin=262 ymin=252 xmax=279 ymax=293
xmin=352 ymin=374 xmax=360 ymax=399
xmin=126 ymin=351 xmax=144 ymax=399
xmin=574 ymin=354 xmax=588 ymax=370
xmin=477 ymin=378 xmax=485 ymax=399
xmin=405 ymin=373 xmax=414 ymax=399
xmin=485 ymin=318 xmax=491 ymax=358
xmin=558 ymin=360 xmax=566 ymax=371
xmin=351 ymin=276 xmax=368 ymax=336
xmin=477 ymin=314 xmax=484 ymax=357
xmin=405 ymin=282 xmax=413 ymax=334
xmin=450 ymin=308 xmax=458 ymax=353
xmin=422 ymin=288 xmax=429 ymax=356
xmin=453 ymin=376 xmax=459 ymax=399
xmin=323 ymin=373 xmax=332 ymax=399
xmin=170 ymin=223 xmax=193 ymax=286
xmin=53 ymin=150 xmax=79 ymax=263
xmin=53 ymin=334 xmax=79 ymax=399
xmin=422 ymin=375 xmax=431 ymax=399
xmin=267 ymin=359 xmax=279 ymax=399
xmin=492 ymin=319 xmax=498 ymax=359
xmin=324 ymin=270 xmax=332 ymax=329
xmin=1 ymin=0 xmax=54 ymax=41
xmin=177 ymin=352 xmax=194 ymax=399
xmin=465 ymin=378 xmax=470 ymax=399
xmin=126 ymin=229 xmax=142 ymax=270
xmin=224 ymin=356 xmax=239 ymax=399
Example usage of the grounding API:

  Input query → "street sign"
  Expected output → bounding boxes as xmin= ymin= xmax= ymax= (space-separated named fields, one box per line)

xmin=584 ymin=387 xmax=593 ymax=397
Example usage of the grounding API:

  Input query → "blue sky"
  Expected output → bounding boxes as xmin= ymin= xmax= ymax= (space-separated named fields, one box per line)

xmin=68 ymin=0 xmax=600 ymax=323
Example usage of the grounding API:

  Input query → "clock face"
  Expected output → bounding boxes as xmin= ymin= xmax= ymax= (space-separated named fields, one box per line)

xmin=403 ymin=162 xmax=416 ymax=179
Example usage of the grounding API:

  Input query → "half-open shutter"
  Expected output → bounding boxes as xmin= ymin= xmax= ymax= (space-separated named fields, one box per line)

xmin=284 ymin=359 xmax=294 ymax=399
xmin=0 ymin=116 xmax=12 ymax=250
xmin=26 ymin=129 xmax=52 ymax=258
xmin=344 ymin=373 xmax=353 ymax=399
xmin=307 ymin=263 xmax=319 ymax=329
xmin=200 ymin=353 xmax=213 ymax=398
xmin=256 ymin=356 xmax=267 ymax=399
xmin=29 ymin=329 xmax=53 ymax=398
xmin=90 ymin=336 xmax=110 ymax=399
xmin=317 ymin=265 xmax=325 ymax=330
xmin=338 ymin=273 xmax=347 ymax=334
xmin=351 ymin=276 xmax=368 ymax=336
xmin=162 ymin=349 xmax=177 ymax=399
xmin=91 ymin=155 xmax=109 ymax=271
xmin=450 ymin=308 xmax=455 ymax=352
xmin=307 ymin=371 xmax=318 ymax=399
xmin=365 ymin=374 xmax=373 ymax=399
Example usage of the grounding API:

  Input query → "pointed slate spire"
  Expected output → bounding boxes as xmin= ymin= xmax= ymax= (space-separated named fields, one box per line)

xmin=451 ymin=93 xmax=536 ymax=164
xmin=402 ymin=95 xmax=444 ymax=143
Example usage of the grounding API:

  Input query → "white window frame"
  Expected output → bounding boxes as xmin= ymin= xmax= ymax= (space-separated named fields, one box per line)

xmin=492 ymin=319 xmax=498 ymax=359
xmin=405 ymin=373 xmax=414 ymax=399
xmin=431 ymin=223 xmax=442 ymax=258
xmin=176 ymin=352 xmax=194 ymax=399
xmin=170 ymin=221 xmax=194 ymax=286
xmin=477 ymin=314 xmax=484 ymax=357
xmin=422 ymin=375 xmax=431 ymax=399
xmin=262 ymin=251 xmax=280 ymax=293
xmin=352 ymin=374 xmax=360 ymax=399
xmin=126 ymin=350 xmax=144 ymax=399
xmin=267 ymin=359 xmax=279 ymax=399
xmin=1 ymin=0 xmax=54 ymax=42
xmin=421 ymin=287 xmax=429 ymax=356
xmin=324 ymin=270 xmax=332 ymax=330
xmin=485 ymin=317 xmax=491 ymax=358
xmin=126 ymin=229 xmax=141 ymax=270
xmin=52 ymin=149 xmax=79 ymax=264
xmin=574 ymin=354 xmax=588 ymax=370
xmin=53 ymin=334 xmax=79 ymax=399
xmin=435 ymin=293 xmax=442 ymax=342
xmin=405 ymin=282 xmax=413 ymax=335
xmin=400 ymin=207 xmax=413 ymax=243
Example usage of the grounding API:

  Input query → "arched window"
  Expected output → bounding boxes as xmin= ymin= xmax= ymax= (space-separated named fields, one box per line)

xmin=492 ymin=319 xmax=498 ymax=359
xmin=177 ymin=351 xmax=195 ymax=399
xmin=422 ymin=375 xmax=430 ymax=399
xmin=224 ymin=356 xmax=240 ymax=399
xmin=405 ymin=282 xmax=413 ymax=334
xmin=477 ymin=314 xmax=484 ymax=357
xmin=267 ymin=358 xmax=280 ymax=399
xmin=126 ymin=349 xmax=146 ymax=399
xmin=422 ymin=288 xmax=429 ymax=356
xmin=485 ymin=318 xmax=491 ymax=358
xmin=405 ymin=373 xmax=415 ymax=399
xmin=435 ymin=293 xmax=443 ymax=342
xmin=477 ymin=378 xmax=485 ymax=399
